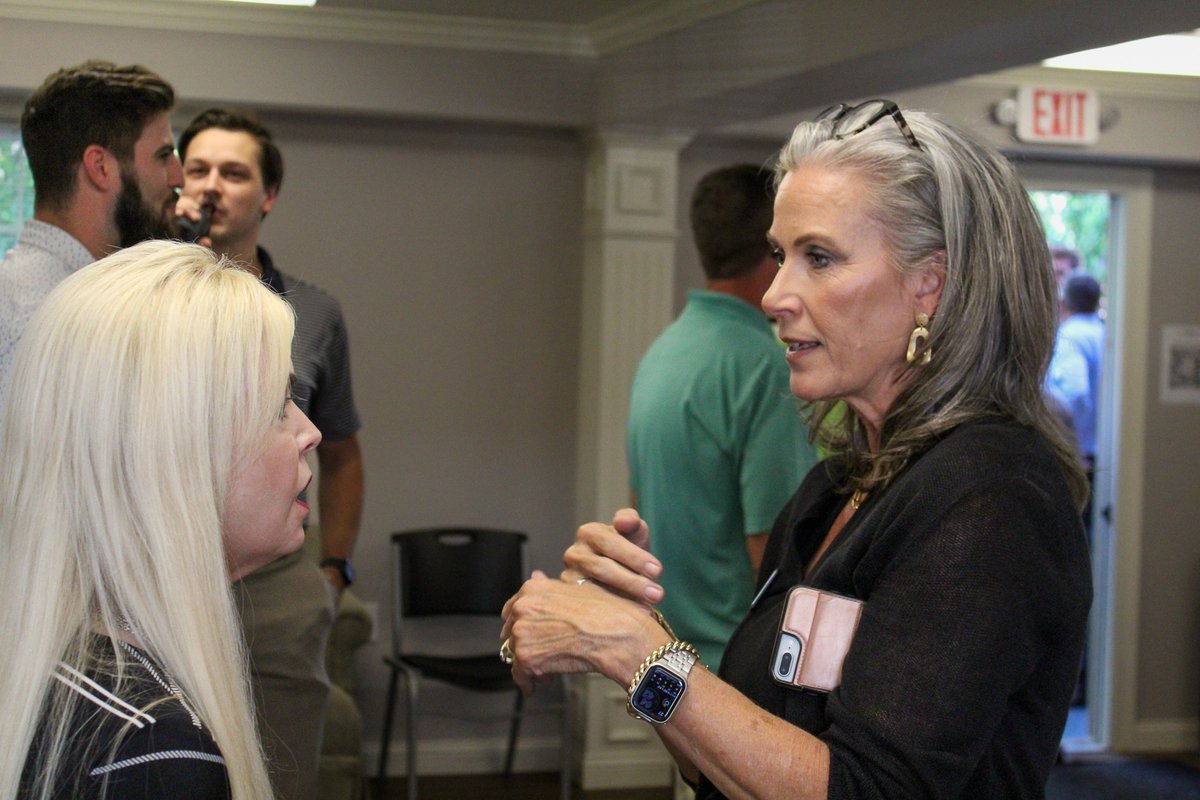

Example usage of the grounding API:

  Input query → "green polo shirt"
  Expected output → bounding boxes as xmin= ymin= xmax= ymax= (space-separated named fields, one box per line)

xmin=628 ymin=290 xmax=818 ymax=668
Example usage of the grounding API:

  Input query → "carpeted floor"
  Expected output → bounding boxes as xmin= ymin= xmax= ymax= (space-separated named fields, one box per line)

xmin=1046 ymin=757 xmax=1200 ymax=800
xmin=369 ymin=773 xmax=671 ymax=799
xmin=371 ymin=757 xmax=1200 ymax=799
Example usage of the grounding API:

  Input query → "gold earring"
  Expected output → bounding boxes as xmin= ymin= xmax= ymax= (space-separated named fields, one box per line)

xmin=906 ymin=313 xmax=931 ymax=365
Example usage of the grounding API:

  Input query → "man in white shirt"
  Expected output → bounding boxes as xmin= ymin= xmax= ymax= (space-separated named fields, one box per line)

xmin=0 ymin=60 xmax=180 ymax=418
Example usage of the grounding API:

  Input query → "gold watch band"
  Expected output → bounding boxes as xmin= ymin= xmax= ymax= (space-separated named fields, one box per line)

xmin=625 ymin=640 xmax=699 ymax=719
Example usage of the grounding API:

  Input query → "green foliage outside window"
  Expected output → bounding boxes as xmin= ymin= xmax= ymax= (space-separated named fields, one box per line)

xmin=0 ymin=129 xmax=35 ymax=256
xmin=1030 ymin=190 xmax=1111 ymax=287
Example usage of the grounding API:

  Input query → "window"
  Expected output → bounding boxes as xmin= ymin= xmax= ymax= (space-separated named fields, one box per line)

xmin=0 ymin=125 xmax=35 ymax=256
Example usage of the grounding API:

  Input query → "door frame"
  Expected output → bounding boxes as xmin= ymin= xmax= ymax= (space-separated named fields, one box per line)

xmin=1018 ymin=161 xmax=1154 ymax=753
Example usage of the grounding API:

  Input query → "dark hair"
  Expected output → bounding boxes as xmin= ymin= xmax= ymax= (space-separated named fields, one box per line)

xmin=689 ymin=164 xmax=775 ymax=280
xmin=177 ymin=108 xmax=284 ymax=194
xmin=1064 ymin=274 xmax=1101 ymax=315
xmin=1050 ymin=247 xmax=1080 ymax=271
xmin=21 ymin=60 xmax=175 ymax=211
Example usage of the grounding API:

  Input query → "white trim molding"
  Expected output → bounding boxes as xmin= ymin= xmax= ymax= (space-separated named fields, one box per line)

xmin=0 ymin=0 xmax=760 ymax=56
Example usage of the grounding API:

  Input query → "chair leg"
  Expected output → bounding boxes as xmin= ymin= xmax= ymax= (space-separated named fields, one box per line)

xmin=377 ymin=662 xmax=401 ymax=781
xmin=502 ymin=688 xmax=524 ymax=776
xmin=405 ymin=670 xmax=419 ymax=800
xmin=559 ymin=674 xmax=572 ymax=800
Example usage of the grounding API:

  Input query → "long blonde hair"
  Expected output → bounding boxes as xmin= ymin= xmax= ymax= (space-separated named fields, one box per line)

xmin=0 ymin=240 xmax=294 ymax=799
xmin=776 ymin=108 xmax=1087 ymax=508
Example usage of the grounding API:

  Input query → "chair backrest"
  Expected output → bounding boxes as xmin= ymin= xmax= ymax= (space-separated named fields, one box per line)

xmin=391 ymin=527 xmax=527 ymax=621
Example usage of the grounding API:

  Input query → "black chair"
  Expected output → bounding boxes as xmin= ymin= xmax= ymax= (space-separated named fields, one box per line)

xmin=377 ymin=528 xmax=570 ymax=800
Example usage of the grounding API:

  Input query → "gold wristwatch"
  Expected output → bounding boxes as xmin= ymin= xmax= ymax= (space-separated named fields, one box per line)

xmin=626 ymin=641 xmax=699 ymax=724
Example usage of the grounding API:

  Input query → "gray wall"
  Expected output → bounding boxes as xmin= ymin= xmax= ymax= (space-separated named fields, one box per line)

xmin=1140 ymin=166 xmax=1200 ymax=721
xmin=262 ymin=113 xmax=585 ymax=579
xmin=248 ymin=113 xmax=587 ymax=745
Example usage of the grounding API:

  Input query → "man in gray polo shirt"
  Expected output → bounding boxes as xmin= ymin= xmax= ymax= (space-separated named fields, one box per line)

xmin=177 ymin=107 xmax=364 ymax=800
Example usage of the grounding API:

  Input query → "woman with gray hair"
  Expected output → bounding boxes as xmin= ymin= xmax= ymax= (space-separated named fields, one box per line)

xmin=1 ymin=240 xmax=320 ymax=799
xmin=503 ymin=101 xmax=1091 ymax=799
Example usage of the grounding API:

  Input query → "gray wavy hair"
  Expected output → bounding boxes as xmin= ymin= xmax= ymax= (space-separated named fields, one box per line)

xmin=775 ymin=108 xmax=1087 ymax=507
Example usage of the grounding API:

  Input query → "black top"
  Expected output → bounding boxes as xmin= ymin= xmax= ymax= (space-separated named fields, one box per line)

xmin=697 ymin=419 xmax=1092 ymax=800
xmin=20 ymin=637 xmax=231 ymax=799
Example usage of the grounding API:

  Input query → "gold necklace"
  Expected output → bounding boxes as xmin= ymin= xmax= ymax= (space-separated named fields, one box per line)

xmin=850 ymin=488 xmax=869 ymax=510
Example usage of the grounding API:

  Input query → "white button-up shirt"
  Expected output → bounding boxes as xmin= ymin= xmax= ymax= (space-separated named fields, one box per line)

xmin=0 ymin=219 xmax=94 ymax=420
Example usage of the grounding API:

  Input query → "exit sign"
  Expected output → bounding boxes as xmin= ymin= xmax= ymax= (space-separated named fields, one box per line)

xmin=1016 ymin=87 xmax=1100 ymax=146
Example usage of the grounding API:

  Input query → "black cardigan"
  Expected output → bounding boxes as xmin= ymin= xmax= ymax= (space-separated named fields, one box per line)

xmin=697 ymin=419 xmax=1092 ymax=800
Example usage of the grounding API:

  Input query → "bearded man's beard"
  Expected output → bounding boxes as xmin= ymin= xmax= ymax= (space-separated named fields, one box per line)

xmin=115 ymin=171 xmax=176 ymax=247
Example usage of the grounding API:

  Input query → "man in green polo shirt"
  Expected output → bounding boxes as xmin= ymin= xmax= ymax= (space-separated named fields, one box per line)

xmin=627 ymin=164 xmax=819 ymax=669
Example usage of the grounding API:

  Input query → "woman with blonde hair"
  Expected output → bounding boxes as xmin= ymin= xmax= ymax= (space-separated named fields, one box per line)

xmin=1 ymin=240 xmax=320 ymax=799
xmin=504 ymin=102 xmax=1091 ymax=799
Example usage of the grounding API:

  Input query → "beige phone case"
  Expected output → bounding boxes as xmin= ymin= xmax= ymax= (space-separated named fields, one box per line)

xmin=771 ymin=586 xmax=864 ymax=692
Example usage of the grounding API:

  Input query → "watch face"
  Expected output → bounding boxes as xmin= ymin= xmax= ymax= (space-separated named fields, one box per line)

xmin=631 ymin=665 xmax=685 ymax=723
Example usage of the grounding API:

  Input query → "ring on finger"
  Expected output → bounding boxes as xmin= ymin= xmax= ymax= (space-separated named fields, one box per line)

xmin=499 ymin=637 xmax=514 ymax=665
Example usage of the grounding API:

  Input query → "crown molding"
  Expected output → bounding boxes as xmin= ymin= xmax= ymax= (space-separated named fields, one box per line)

xmin=586 ymin=0 xmax=759 ymax=55
xmin=0 ymin=0 xmax=762 ymax=57
xmin=0 ymin=0 xmax=594 ymax=55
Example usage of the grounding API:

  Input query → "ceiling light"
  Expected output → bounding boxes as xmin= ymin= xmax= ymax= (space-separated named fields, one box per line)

xmin=1043 ymin=31 xmax=1200 ymax=78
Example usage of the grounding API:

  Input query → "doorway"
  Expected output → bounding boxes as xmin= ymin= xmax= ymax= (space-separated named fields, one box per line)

xmin=1029 ymin=186 xmax=1111 ymax=753
xmin=1019 ymin=162 xmax=1155 ymax=756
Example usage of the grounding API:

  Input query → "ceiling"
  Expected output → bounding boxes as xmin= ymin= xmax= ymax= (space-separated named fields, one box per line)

xmin=146 ymin=0 xmax=762 ymax=56
xmin=0 ymin=0 xmax=1196 ymax=135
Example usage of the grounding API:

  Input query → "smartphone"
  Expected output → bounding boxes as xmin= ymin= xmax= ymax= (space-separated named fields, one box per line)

xmin=177 ymin=203 xmax=213 ymax=243
xmin=771 ymin=585 xmax=864 ymax=693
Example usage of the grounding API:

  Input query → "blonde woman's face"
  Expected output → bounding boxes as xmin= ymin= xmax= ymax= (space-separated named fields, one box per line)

xmin=223 ymin=394 xmax=321 ymax=581
xmin=763 ymin=165 xmax=942 ymax=430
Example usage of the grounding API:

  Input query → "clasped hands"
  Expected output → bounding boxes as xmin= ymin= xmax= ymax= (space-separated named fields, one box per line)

xmin=500 ymin=508 xmax=673 ymax=695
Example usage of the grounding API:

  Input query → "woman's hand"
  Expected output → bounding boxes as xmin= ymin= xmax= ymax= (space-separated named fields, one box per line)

xmin=563 ymin=508 xmax=665 ymax=605
xmin=501 ymin=569 xmax=669 ymax=696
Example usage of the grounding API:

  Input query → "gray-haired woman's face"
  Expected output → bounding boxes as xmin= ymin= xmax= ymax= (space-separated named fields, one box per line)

xmin=763 ymin=164 xmax=943 ymax=431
